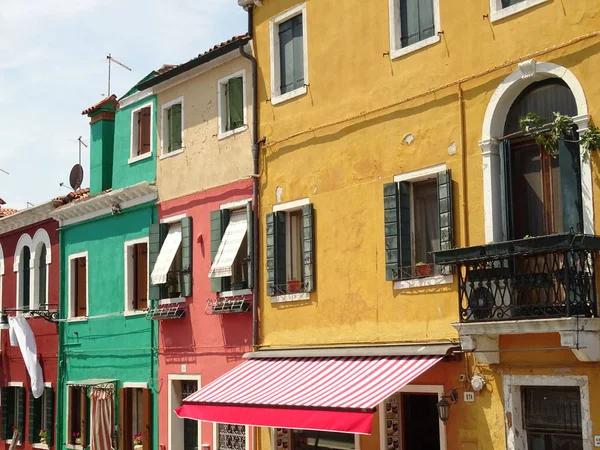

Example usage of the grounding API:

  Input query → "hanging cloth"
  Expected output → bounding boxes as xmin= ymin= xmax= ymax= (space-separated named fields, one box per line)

xmin=8 ymin=316 xmax=44 ymax=398
xmin=91 ymin=387 xmax=114 ymax=450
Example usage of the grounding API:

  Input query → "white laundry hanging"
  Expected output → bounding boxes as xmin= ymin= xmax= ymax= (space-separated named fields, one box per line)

xmin=8 ymin=316 xmax=45 ymax=398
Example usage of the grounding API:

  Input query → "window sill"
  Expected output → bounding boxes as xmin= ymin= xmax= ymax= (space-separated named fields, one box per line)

xmin=159 ymin=148 xmax=184 ymax=160
xmin=490 ymin=0 xmax=548 ymax=22
xmin=7 ymin=440 xmax=22 ymax=446
xmin=394 ymin=274 xmax=453 ymax=290
xmin=124 ymin=310 xmax=147 ymax=317
xmin=270 ymin=292 xmax=310 ymax=304
xmin=128 ymin=152 xmax=153 ymax=165
xmin=218 ymin=125 xmax=248 ymax=141
xmin=389 ymin=34 xmax=440 ymax=60
xmin=66 ymin=445 xmax=83 ymax=450
xmin=220 ymin=288 xmax=252 ymax=298
xmin=158 ymin=297 xmax=186 ymax=305
xmin=66 ymin=317 xmax=88 ymax=323
xmin=32 ymin=443 xmax=49 ymax=449
xmin=271 ymin=85 xmax=307 ymax=106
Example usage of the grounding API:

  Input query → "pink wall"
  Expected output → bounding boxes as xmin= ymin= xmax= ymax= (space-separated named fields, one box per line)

xmin=0 ymin=219 xmax=60 ymax=449
xmin=157 ymin=179 xmax=254 ymax=449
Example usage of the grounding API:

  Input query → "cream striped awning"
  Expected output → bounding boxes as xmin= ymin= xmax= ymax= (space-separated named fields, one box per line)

xmin=208 ymin=211 xmax=247 ymax=278
xmin=150 ymin=224 xmax=182 ymax=285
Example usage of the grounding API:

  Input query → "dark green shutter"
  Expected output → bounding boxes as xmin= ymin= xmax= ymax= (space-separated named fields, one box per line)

xmin=437 ymin=170 xmax=453 ymax=251
xmin=16 ymin=387 xmax=25 ymax=439
xmin=166 ymin=108 xmax=172 ymax=152
xmin=558 ymin=133 xmax=583 ymax=233
xmin=266 ymin=212 xmax=286 ymax=296
xmin=384 ymin=183 xmax=400 ymax=281
xmin=398 ymin=182 xmax=412 ymax=276
xmin=500 ymin=139 xmax=514 ymax=241
xmin=279 ymin=15 xmax=304 ymax=94
xmin=302 ymin=204 xmax=315 ymax=292
xmin=210 ymin=210 xmax=231 ymax=293
xmin=292 ymin=15 xmax=304 ymax=90
xmin=170 ymin=104 xmax=182 ymax=151
xmin=28 ymin=390 xmax=42 ymax=444
xmin=181 ymin=217 xmax=193 ymax=297
xmin=246 ymin=202 xmax=254 ymax=289
xmin=44 ymin=388 xmax=53 ymax=447
xmin=400 ymin=0 xmax=435 ymax=47
xmin=1 ymin=388 xmax=9 ymax=440
xmin=149 ymin=223 xmax=169 ymax=301
xmin=266 ymin=213 xmax=276 ymax=296
xmin=227 ymin=77 xmax=244 ymax=130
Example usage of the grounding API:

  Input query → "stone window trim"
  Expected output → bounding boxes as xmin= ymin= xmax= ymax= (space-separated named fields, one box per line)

xmin=129 ymin=101 xmax=155 ymax=164
xmin=217 ymin=70 xmax=249 ymax=140
xmin=160 ymin=96 xmax=185 ymax=159
xmin=489 ymin=0 xmax=549 ymax=22
xmin=123 ymin=237 xmax=150 ymax=315
xmin=67 ymin=251 xmax=88 ymax=320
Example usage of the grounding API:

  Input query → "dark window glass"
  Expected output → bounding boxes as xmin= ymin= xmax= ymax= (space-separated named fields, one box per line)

xmin=402 ymin=393 xmax=440 ymax=450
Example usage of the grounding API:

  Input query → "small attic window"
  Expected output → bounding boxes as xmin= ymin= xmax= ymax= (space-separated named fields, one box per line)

xmin=130 ymin=103 xmax=153 ymax=163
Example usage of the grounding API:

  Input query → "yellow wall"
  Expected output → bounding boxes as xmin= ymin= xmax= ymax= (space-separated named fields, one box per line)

xmin=156 ymin=55 xmax=254 ymax=202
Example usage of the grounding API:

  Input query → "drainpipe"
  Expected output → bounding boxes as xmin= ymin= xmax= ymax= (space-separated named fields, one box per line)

xmin=239 ymin=6 xmax=260 ymax=348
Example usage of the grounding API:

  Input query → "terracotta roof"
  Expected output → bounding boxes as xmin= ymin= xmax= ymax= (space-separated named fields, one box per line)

xmin=0 ymin=208 xmax=18 ymax=217
xmin=156 ymin=64 xmax=177 ymax=75
xmin=202 ymin=34 xmax=249 ymax=56
xmin=0 ymin=198 xmax=5 ymax=205
xmin=82 ymin=94 xmax=118 ymax=116
xmin=54 ymin=188 xmax=91 ymax=205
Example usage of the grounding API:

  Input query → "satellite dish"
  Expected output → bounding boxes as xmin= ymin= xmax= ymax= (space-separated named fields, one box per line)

xmin=69 ymin=164 xmax=84 ymax=190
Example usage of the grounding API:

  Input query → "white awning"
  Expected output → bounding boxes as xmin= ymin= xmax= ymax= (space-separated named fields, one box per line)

xmin=151 ymin=224 xmax=182 ymax=285
xmin=209 ymin=211 xmax=248 ymax=278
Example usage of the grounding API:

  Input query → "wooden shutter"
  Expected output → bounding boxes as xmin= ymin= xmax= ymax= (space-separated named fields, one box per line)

xmin=398 ymin=182 xmax=412 ymax=275
xmin=384 ymin=183 xmax=400 ymax=281
xmin=181 ymin=217 xmax=193 ymax=297
xmin=135 ymin=244 xmax=148 ymax=310
xmin=437 ymin=170 xmax=454 ymax=251
xmin=16 ymin=387 xmax=25 ymax=439
xmin=118 ymin=389 xmax=128 ymax=450
xmin=291 ymin=15 xmax=304 ymax=91
xmin=138 ymin=107 xmax=151 ymax=156
xmin=500 ymin=139 xmax=514 ymax=241
xmin=302 ymin=204 xmax=315 ymax=292
xmin=1 ymin=388 xmax=10 ymax=440
xmin=400 ymin=0 xmax=435 ymax=47
xmin=44 ymin=387 xmax=53 ymax=447
xmin=80 ymin=389 xmax=88 ymax=448
xmin=246 ymin=202 xmax=254 ymax=289
xmin=279 ymin=19 xmax=294 ymax=94
xmin=67 ymin=388 xmax=73 ymax=446
xmin=266 ymin=212 xmax=276 ymax=296
xmin=418 ymin=0 xmax=435 ymax=40
xmin=266 ymin=212 xmax=286 ymax=295
xmin=275 ymin=213 xmax=287 ymax=290
xmin=141 ymin=389 xmax=152 ymax=450
xmin=28 ymin=389 xmax=38 ymax=443
xmin=170 ymin=104 xmax=182 ymax=152
xmin=558 ymin=134 xmax=583 ymax=233
xmin=148 ymin=224 xmax=169 ymax=301
xmin=227 ymin=77 xmax=244 ymax=130
xmin=210 ymin=210 xmax=230 ymax=293
xmin=75 ymin=258 xmax=87 ymax=317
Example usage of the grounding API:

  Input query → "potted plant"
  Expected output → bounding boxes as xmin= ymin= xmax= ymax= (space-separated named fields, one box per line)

xmin=286 ymin=279 xmax=302 ymax=293
xmin=39 ymin=429 xmax=47 ymax=445
xmin=415 ymin=262 xmax=431 ymax=277
xmin=133 ymin=432 xmax=143 ymax=450
xmin=73 ymin=432 xmax=81 ymax=445
xmin=166 ymin=273 xmax=180 ymax=298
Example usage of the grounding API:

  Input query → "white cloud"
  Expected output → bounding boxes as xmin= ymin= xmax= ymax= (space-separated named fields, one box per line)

xmin=0 ymin=0 xmax=247 ymax=208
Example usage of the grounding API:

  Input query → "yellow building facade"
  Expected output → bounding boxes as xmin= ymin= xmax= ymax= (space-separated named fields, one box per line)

xmin=247 ymin=0 xmax=600 ymax=449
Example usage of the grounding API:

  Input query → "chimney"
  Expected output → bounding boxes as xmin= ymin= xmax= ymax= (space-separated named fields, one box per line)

xmin=82 ymin=95 xmax=118 ymax=194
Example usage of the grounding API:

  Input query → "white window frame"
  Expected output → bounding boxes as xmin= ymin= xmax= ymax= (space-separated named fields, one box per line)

xmin=32 ymin=228 xmax=52 ymax=311
xmin=217 ymin=70 xmax=248 ymax=140
xmin=129 ymin=101 xmax=154 ymax=164
xmin=271 ymin=198 xmax=311 ymax=304
xmin=489 ymin=0 xmax=548 ymax=22
xmin=270 ymin=428 xmax=360 ymax=450
xmin=168 ymin=374 xmax=201 ymax=450
xmin=13 ymin=233 xmax=33 ymax=312
xmin=160 ymin=96 xmax=185 ymax=160
xmin=392 ymin=164 xmax=453 ymax=290
xmin=65 ymin=385 xmax=84 ymax=450
xmin=388 ymin=0 xmax=441 ymax=60
xmin=67 ymin=252 xmax=88 ymax=321
xmin=269 ymin=3 xmax=309 ymax=106
xmin=503 ymin=375 xmax=592 ymax=450
xmin=124 ymin=237 xmax=150 ymax=315
xmin=378 ymin=385 xmax=446 ymax=450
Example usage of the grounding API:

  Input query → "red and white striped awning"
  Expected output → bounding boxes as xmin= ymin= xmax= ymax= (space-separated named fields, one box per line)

xmin=176 ymin=356 xmax=441 ymax=434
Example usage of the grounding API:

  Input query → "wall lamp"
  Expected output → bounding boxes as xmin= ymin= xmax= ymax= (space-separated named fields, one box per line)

xmin=0 ymin=307 xmax=60 ymax=329
xmin=436 ymin=389 xmax=458 ymax=424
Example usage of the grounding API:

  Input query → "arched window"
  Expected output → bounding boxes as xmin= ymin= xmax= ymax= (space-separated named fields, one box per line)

xmin=37 ymin=244 xmax=47 ymax=309
xmin=500 ymin=79 xmax=581 ymax=239
xmin=20 ymin=246 xmax=31 ymax=310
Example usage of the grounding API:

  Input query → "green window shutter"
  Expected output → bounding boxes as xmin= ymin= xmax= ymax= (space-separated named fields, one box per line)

xmin=1 ymin=388 xmax=10 ymax=440
xmin=210 ymin=210 xmax=231 ymax=293
xmin=181 ymin=217 xmax=193 ymax=297
xmin=302 ymin=204 xmax=315 ymax=292
xmin=291 ymin=15 xmax=304 ymax=91
xmin=227 ymin=77 xmax=244 ymax=131
xmin=558 ymin=133 xmax=583 ymax=233
xmin=166 ymin=108 xmax=172 ymax=152
xmin=246 ymin=202 xmax=254 ymax=290
xmin=499 ymin=139 xmax=514 ymax=241
xmin=384 ymin=183 xmax=400 ymax=281
xmin=266 ymin=212 xmax=286 ymax=296
xmin=28 ymin=389 xmax=42 ymax=444
xmin=44 ymin=388 xmax=53 ymax=447
xmin=398 ymin=182 xmax=412 ymax=275
xmin=149 ymin=223 xmax=169 ymax=301
xmin=279 ymin=19 xmax=294 ymax=94
xmin=17 ymin=387 xmax=25 ymax=438
xmin=266 ymin=213 xmax=276 ymax=296
xmin=275 ymin=213 xmax=287 ymax=291
xmin=437 ymin=169 xmax=454 ymax=251
xmin=170 ymin=104 xmax=182 ymax=151
xmin=400 ymin=0 xmax=435 ymax=47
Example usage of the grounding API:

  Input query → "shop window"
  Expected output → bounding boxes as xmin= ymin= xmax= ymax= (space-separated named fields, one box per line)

xmin=218 ymin=72 xmax=246 ymax=138
xmin=522 ymin=386 xmax=583 ymax=450
xmin=29 ymin=387 xmax=54 ymax=445
xmin=1 ymin=386 xmax=25 ymax=443
xmin=119 ymin=388 xmax=152 ymax=450
xmin=67 ymin=386 xmax=88 ymax=447
xmin=273 ymin=429 xmax=355 ymax=450
xmin=217 ymin=424 xmax=246 ymax=450
xmin=162 ymin=99 xmax=183 ymax=155
xmin=69 ymin=254 xmax=88 ymax=318
xmin=131 ymin=105 xmax=152 ymax=158
xmin=125 ymin=240 xmax=149 ymax=311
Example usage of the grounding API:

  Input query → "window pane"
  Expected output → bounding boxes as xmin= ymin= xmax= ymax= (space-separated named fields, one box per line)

xmin=38 ymin=245 xmax=47 ymax=308
xmin=551 ymin=154 xmax=564 ymax=233
xmin=22 ymin=247 xmax=31 ymax=309
xmin=502 ymin=0 xmax=526 ymax=7
xmin=511 ymin=144 xmax=545 ymax=237
xmin=402 ymin=393 xmax=440 ymax=450
xmin=289 ymin=210 xmax=303 ymax=282
xmin=413 ymin=180 xmax=439 ymax=265
xmin=291 ymin=430 xmax=354 ymax=450
xmin=523 ymin=386 xmax=582 ymax=434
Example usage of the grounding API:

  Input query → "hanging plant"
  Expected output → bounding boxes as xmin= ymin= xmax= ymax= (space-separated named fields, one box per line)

xmin=518 ymin=112 xmax=600 ymax=162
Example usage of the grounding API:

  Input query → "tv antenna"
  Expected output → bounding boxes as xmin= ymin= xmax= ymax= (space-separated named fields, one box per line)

xmin=0 ymin=168 xmax=8 ymax=175
xmin=106 ymin=54 xmax=132 ymax=96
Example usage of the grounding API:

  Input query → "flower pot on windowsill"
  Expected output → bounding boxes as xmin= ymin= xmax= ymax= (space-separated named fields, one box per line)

xmin=40 ymin=438 xmax=46 ymax=445
xmin=286 ymin=280 xmax=302 ymax=293
xmin=75 ymin=438 xmax=82 ymax=445
xmin=134 ymin=445 xmax=143 ymax=450
xmin=415 ymin=264 xmax=431 ymax=277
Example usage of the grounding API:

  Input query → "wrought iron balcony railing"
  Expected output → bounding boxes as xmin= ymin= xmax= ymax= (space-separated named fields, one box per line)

xmin=433 ymin=233 xmax=600 ymax=322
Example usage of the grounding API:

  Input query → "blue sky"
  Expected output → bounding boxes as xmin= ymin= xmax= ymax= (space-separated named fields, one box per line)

xmin=0 ymin=0 xmax=247 ymax=209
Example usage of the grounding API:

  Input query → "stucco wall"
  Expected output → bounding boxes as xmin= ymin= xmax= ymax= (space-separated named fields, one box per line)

xmin=155 ymin=55 xmax=254 ymax=202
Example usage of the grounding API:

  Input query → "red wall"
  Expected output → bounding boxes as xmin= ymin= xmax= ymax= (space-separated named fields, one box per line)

xmin=0 ymin=219 xmax=60 ymax=449
xmin=157 ymin=179 xmax=254 ymax=449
